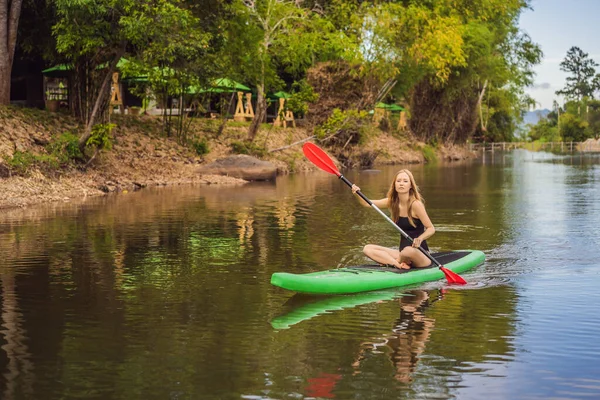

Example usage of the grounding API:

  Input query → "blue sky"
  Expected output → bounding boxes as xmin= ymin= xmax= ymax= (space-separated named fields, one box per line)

xmin=519 ymin=0 xmax=600 ymax=110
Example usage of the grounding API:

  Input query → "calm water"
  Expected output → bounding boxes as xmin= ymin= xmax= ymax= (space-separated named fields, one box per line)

xmin=1 ymin=150 xmax=600 ymax=399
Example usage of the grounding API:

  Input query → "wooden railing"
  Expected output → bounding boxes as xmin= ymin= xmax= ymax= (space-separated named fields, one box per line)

xmin=468 ymin=141 xmax=597 ymax=153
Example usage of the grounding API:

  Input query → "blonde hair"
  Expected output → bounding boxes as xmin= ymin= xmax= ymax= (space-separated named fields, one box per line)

xmin=386 ymin=169 xmax=424 ymax=227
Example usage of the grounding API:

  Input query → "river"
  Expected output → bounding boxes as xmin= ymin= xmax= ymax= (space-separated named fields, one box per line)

xmin=0 ymin=150 xmax=599 ymax=399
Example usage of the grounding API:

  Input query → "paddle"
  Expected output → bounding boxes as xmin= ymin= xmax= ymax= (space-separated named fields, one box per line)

xmin=302 ymin=142 xmax=467 ymax=285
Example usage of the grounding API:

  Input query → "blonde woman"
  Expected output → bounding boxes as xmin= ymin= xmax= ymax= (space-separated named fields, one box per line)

xmin=351 ymin=169 xmax=435 ymax=270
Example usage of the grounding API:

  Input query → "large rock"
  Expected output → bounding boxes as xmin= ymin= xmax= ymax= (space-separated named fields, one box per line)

xmin=199 ymin=155 xmax=277 ymax=181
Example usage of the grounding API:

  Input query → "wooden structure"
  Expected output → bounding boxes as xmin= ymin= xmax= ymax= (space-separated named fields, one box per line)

xmin=234 ymin=92 xmax=254 ymax=121
xmin=372 ymin=107 xmax=386 ymax=124
xmin=372 ymin=103 xmax=406 ymax=129
xmin=397 ymin=111 xmax=407 ymax=130
xmin=273 ymin=97 xmax=295 ymax=128
xmin=110 ymin=72 xmax=124 ymax=113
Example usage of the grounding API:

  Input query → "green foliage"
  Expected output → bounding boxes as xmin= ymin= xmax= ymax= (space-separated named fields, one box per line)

xmin=421 ymin=145 xmax=438 ymax=163
xmin=314 ymin=108 xmax=370 ymax=146
xmin=6 ymin=131 xmax=90 ymax=176
xmin=47 ymin=132 xmax=83 ymax=163
xmin=402 ymin=0 xmax=541 ymax=143
xmin=191 ymin=138 xmax=210 ymax=156
xmin=586 ymin=99 xmax=600 ymax=137
xmin=87 ymin=123 xmax=115 ymax=150
xmin=286 ymin=80 xmax=319 ymax=116
xmin=528 ymin=119 xmax=559 ymax=142
xmin=230 ymin=141 xmax=267 ymax=157
xmin=528 ymin=98 xmax=600 ymax=142
xmin=556 ymin=47 xmax=600 ymax=101
xmin=559 ymin=113 xmax=588 ymax=142
xmin=44 ymin=0 xmax=540 ymax=145
xmin=5 ymin=151 xmax=59 ymax=175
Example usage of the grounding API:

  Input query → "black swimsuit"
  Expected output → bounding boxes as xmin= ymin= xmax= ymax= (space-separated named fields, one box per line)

xmin=396 ymin=217 xmax=429 ymax=251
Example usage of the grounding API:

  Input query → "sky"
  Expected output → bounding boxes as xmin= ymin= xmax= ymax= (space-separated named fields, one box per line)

xmin=519 ymin=0 xmax=600 ymax=110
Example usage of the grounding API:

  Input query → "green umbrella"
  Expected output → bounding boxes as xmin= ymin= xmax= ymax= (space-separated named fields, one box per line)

xmin=42 ymin=58 xmax=133 ymax=77
xmin=190 ymin=78 xmax=251 ymax=94
xmin=375 ymin=102 xmax=404 ymax=112
xmin=41 ymin=64 xmax=71 ymax=78
xmin=271 ymin=91 xmax=291 ymax=99
xmin=212 ymin=78 xmax=251 ymax=92
xmin=187 ymin=85 xmax=228 ymax=94
xmin=387 ymin=104 xmax=404 ymax=112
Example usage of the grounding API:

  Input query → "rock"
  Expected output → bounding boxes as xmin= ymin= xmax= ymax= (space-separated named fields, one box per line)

xmin=199 ymin=154 xmax=277 ymax=181
xmin=32 ymin=135 xmax=50 ymax=146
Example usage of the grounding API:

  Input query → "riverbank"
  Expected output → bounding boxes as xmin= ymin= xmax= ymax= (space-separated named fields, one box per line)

xmin=0 ymin=106 xmax=475 ymax=210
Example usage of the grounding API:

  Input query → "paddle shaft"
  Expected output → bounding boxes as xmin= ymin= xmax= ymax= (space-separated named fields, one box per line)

xmin=338 ymin=174 xmax=442 ymax=268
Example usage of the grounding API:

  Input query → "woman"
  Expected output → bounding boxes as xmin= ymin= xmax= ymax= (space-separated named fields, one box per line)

xmin=351 ymin=169 xmax=435 ymax=270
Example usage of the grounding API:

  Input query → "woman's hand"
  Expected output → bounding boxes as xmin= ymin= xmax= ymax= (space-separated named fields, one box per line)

xmin=412 ymin=237 xmax=423 ymax=248
xmin=351 ymin=184 xmax=361 ymax=194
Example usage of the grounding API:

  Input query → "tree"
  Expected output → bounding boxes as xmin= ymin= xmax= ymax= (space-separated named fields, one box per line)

xmin=556 ymin=46 xmax=599 ymax=101
xmin=558 ymin=112 xmax=587 ymax=142
xmin=407 ymin=0 xmax=541 ymax=143
xmin=238 ymin=0 xmax=307 ymax=142
xmin=528 ymin=119 xmax=559 ymax=142
xmin=53 ymin=0 xmax=213 ymax=153
xmin=0 ymin=0 xmax=23 ymax=104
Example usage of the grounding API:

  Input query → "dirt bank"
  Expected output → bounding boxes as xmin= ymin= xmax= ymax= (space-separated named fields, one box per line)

xmin=0 ymin=106 xmax=475 ymax=210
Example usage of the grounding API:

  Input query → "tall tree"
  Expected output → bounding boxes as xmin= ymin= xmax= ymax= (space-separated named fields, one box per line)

xmin=238 ymin=0 xmax=307 ymax=142
xmin=556 ymin=46 xmax=599 ymax=101
xmin=0 ymin=0 xmax=23 ymax=104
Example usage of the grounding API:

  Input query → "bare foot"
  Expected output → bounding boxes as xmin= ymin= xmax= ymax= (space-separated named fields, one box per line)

xmin=397 ymin=262 xmax=411 ymax=270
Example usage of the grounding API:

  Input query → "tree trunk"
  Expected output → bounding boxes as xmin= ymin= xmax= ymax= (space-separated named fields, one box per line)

xmin=0 ymin=0 xmax=24 ymax=105
xmin=247 ymin=85 xmax=266 ymax=142
xmin=78 ymin=50 xmax=125 ymax=152
xmin=0 ymin=62 xmax=9 ymax=104
xmin=477 ymin=80 xmax=488 ymax=131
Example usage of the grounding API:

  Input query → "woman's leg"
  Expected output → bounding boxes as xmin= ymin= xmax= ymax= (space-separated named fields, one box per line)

xmin=363 ymin=244 xmax=407 ymax=269
xmin=399 ymin=247 xmax=431 ymax=268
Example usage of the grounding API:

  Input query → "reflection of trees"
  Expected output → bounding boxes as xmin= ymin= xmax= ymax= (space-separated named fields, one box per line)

xmin=1 ymin=271 xmax=35 ymax=400
xmin=0 ymin=165 xmax=524 ymax=398
xmin=0 ymin=175 xmax=341 ymax=397
xmin=426 ymin=285 xmax=518 ymax=363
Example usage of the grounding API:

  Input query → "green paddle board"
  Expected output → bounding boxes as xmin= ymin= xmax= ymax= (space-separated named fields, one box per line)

xmin=271 ymin=250 xmax=485 ymax=295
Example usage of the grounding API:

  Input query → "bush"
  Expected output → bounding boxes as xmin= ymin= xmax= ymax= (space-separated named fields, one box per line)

xmin=314 ymin=108 xmax=370 ymax=147
xmin=5 ymin=151 xmax=59 ymax=175
xmin=286 ymin=80 xmax=319 ymax=116
xmin=192 ymin=138 xmax=209 ymax=156
xmin=87 ymin=123 xmax=115 ymax=151
xmin=421 ymin=144 xmax=438 ymax=163
xmin=47 ymin=132 xmax=83 ymax=164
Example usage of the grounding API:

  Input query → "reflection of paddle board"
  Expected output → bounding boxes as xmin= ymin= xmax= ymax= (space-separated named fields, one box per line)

xmin=271 ymin=250 xmax=485 ymax=295
xmin=271 ymin=289 xmax=404 ymax=330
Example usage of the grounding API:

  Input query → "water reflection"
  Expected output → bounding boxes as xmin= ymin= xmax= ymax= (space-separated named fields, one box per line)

xmin=1 ymin=272 xmax=34 ymax=400
xmin=0 ymin=151 xmax=599 ymax=399
xmin=351 ymin=290 xmax=438 ymax=384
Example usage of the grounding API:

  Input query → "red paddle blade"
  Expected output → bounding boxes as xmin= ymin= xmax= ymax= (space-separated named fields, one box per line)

xmin=439 ymin=266 xmax=467 ymax=285
xmin=303 ymin=143 xmax=341 ymax=177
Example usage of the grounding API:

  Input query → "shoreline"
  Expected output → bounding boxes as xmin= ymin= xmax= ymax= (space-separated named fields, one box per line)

xmin=0 ymin=171 xmax=248 ymax=211
xmin=0 ymin=107 xmax=477 ymax=212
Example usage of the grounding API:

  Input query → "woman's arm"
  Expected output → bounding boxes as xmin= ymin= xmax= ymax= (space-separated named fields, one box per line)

xmin=411 ymin=201 xmax=435 ymax=247
xmin=351 ymin=184 xmax=388 ymax=208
